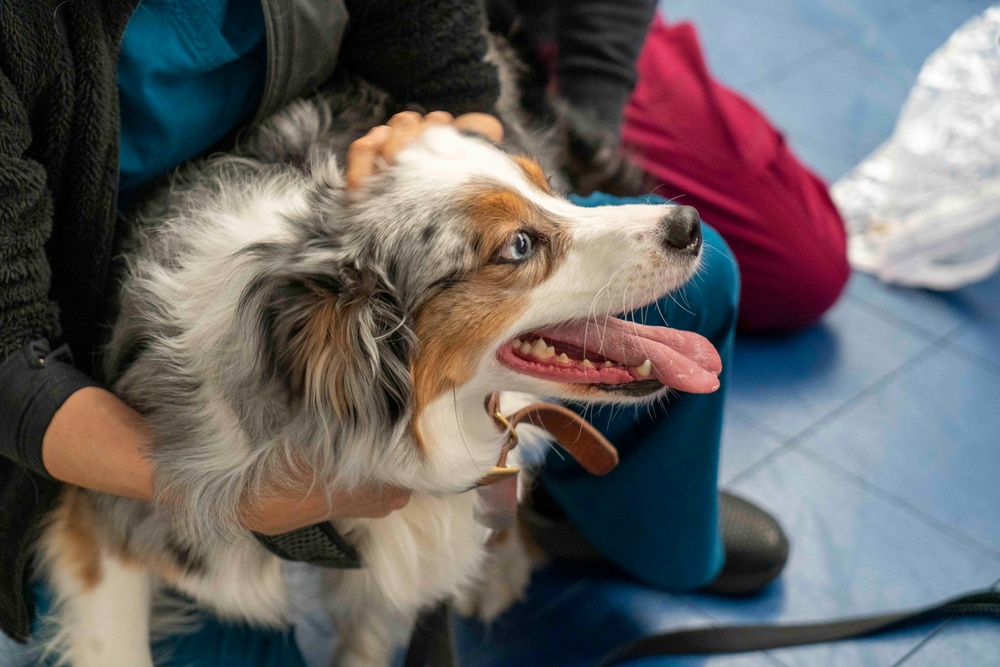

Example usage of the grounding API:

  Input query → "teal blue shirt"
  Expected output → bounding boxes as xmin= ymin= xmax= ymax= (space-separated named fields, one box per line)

xmin=117 ymin=0 xmax=267 ymax=199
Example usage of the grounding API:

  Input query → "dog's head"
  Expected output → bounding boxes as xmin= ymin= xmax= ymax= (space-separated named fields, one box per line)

xmin=239 ymin=110 xmax=720 ymax=492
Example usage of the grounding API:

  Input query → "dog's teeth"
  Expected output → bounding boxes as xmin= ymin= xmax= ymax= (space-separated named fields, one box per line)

xmin=581 ymin=359 xmax=594 ymax=367
xmin=556 ymin=353 xmax=570 ymax=364
xmin=514 ymin=338 xmax=523 ymax=347
xmin=521 ymin=341 xmax=534 ymax=354
xmin=604 ymin=360 xmax=614 ymax=368
xmin=530 ymin=339 xmax=554 ymax=359
xmin=632 ymin=360 xmax=653 ymax=377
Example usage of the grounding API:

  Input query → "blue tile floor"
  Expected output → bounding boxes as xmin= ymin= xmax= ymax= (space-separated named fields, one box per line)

xmin=456 ymin=1 xmax=1000 ymax=666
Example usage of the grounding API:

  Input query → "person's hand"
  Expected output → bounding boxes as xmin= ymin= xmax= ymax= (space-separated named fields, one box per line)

xmin=43 ymin=387 xmax=412 ymax=533
xmin=242 ymin=480 xmax=412 ymax=536
xmin=346 ymin=110 xmax=504 ymax=190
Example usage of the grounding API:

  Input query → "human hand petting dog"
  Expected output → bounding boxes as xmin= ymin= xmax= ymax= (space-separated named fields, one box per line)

xmin=346 ymin=110 xmax=504 ymax=189
xmin=242 ymin=475 xmax=413 ymax=535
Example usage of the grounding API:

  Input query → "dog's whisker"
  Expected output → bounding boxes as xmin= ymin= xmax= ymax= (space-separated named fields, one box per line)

xmin=452 ymin=386 xmax=485 ymax=481
xmin=543 ymin=438 xmax=566 ymax=462
xmin=584 ymin=267 xmax=626 ymax=359
xmin=667 ymin=290 xmax=696 ymax=318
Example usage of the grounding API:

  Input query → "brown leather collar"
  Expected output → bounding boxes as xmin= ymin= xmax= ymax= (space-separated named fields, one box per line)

xmin=474 ymin=393 xmax=619 ymax=487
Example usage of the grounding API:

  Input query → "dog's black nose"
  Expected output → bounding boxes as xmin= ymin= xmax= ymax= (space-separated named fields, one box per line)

xmin=659 ymin=205 xmax=702 ymax=254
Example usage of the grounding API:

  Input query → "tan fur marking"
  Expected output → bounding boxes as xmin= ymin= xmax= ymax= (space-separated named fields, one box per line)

xmin=291 ymin=290 xmax=349 ymax=416
xmin=513 ymin=157 xmax=552 ymax=193
xmin=283 ymin=284 xmax=370 ymax=423
xmin=487 ymin=528 xmax=510 ymax=546
xmin=47 ymin=488 xmax=103 ymax=590
xmin=111 ymin=535 xmax=199 ymax=584
xmin=410 ymin=188 xmax=570 ymax=440
xmin=46 ymin=491 xmax=191 ymax=591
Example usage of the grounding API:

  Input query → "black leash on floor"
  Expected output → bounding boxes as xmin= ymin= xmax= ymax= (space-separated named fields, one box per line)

xmin=598 ymin=588 xmax=1000 ymax=666
xmin=401 ymin=589 xmax=1000 ymax=666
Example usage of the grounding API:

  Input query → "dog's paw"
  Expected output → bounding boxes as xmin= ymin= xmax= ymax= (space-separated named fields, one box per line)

xmin=455 ymin=526 xmax=537 ymax=623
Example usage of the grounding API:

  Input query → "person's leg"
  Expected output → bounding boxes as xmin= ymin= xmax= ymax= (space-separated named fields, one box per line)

xmin=622 ymin=16 xmax=850 ymax=333
xmin=538 ymin=193 xmax=737 ymax=589
xmin=154 ymin=614 xmax=308 ymax=667
xmin=0 ymin=632 xmax=34 ymax=667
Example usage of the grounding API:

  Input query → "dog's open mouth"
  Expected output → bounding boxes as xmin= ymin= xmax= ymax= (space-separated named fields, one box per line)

xmin=497 ymin=317 xmax=722 ymax=395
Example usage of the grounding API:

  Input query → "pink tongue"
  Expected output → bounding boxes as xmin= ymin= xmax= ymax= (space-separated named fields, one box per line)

xmin=538 ymin=317 xmax=722 ymax=394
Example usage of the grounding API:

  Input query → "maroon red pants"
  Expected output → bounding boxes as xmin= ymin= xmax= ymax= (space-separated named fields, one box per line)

xmin=623 ymin=16 xmax=850 ymax=332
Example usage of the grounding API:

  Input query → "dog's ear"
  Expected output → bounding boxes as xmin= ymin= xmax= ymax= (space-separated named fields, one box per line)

xmin=244 ymin=259 xmax=414 ymax=429
xmin=237 ymin=98 xmax=331 ymax=166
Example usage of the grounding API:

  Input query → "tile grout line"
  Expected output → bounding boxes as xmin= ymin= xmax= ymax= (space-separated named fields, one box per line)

xmin=891 ymin=620 xmax=953 ymax=667
xmin=742 ymin=0 xmax=935 ymax=91
xmin=846 ymin=275 xmax=1000 ymax=347
xmin=937 ymin=303 xmax=1000 ymax=378
xmin=895 ymin=577 xmax=1000 ymax=666
xmin=940 ymin=339 xmax=1000 ymax=380
xmin=798 ymin=446 xmax=1000 ymax=563
xmin=846 ymin=287 xmax=1000 ymax=378
xmin=664 ymin=594 xmax=792 ymax=667
xmin=726 ymin=337 xmax=945 ymax=487
xmin=845 ymin=293 xmax=953 ymax=343
xmin=724 ymin=435 xmax=796 ymax=489
xmin=728 ymin=403 xmax=791 ymax=442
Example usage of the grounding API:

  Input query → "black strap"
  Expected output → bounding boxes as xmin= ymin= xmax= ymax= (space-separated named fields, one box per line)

xmin=254 ymin=522 xmax=361 ymax=568
xmin=404 ymin=603 xmax=457 ymax=667
xmin=599 ymin=589 xmax=1000 ymax=665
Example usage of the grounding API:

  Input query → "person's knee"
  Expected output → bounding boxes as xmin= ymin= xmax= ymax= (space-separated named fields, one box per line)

xmin=739 ymin=247 xmax=850 ymax=333
xmin=686 ymin=224 xmax=740 ymax=335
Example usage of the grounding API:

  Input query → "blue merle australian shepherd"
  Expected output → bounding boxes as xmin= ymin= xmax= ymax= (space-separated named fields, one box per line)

xmin=36 ymin=72 xmax=721 ymax=666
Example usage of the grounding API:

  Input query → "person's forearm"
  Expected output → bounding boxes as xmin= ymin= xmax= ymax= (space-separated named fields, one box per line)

xmin=42 ymin=385 xmax=155 ymax=500
xmin=41 ymin=385 xmax=412 ymax=532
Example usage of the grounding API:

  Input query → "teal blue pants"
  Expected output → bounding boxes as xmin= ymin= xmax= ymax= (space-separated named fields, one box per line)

xmin=21 ymin=196 xmax=737 ymax=666
xmin=540 ymin=193 xmax=736 ymax=590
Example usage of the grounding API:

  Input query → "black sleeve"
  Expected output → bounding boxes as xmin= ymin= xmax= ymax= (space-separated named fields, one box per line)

xmin=0 ymin=341 xmax=99 ymax=478
xmin=556 ymin=0 xmax=658 ymax=132
xmin=340 ymin=0 xmax=500 ymax=115
xmin=0 ymin=68 xmax=99 ymax=478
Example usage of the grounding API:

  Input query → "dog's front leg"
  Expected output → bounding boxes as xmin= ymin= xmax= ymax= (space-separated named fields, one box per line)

xmin=38 ymin=489 xmax=154 ymax=667
xmin=43 ymin=548 xmax=154 ymax=667
xmin=454 ymin=521 xmax=539 ymax=623
xmin=327 ymin=586 xmax=414 ymax=667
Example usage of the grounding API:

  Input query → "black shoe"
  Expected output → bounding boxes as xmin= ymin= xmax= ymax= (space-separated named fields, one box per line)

xmin=522 ymin=487 xmax=789 ymax=596
xmin=699 ymin=491 xmax=789 ymax=597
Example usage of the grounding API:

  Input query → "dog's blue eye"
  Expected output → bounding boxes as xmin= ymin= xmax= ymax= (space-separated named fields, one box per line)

xmin=498 ymin=231 xmax=533 ymax=262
